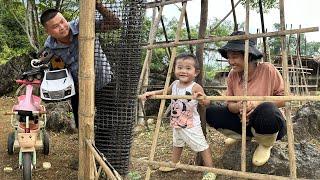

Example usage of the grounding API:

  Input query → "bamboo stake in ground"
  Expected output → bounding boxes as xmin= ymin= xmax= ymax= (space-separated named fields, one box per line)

xmin=78 ymin=0 xmax=95 ymax=179
xmin=279 ymin=0 xmax=297 ymax=178
xmin=240 ymin=0 xmax=250 ymax=172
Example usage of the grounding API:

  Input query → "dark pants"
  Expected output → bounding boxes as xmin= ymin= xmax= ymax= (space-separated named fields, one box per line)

xmin=206 ymin=102 xmax=286 ymax=140
xmin=71 ymin=86 xmax=79 ymax=129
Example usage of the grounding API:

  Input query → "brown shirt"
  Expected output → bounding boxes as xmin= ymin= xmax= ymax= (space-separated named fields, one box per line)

xmin=226 ymin=62 xmax=284 ymax=104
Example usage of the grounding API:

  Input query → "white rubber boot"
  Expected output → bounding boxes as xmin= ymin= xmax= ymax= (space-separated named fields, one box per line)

xmin=218 ymin=129 xmax=250 ymax=145
xmin=251 ymin=128 xmax=278 ymax=166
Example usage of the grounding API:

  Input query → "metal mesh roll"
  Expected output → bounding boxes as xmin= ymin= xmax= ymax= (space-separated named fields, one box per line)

xmin=94 ymin=0 xmax=145 ymax=176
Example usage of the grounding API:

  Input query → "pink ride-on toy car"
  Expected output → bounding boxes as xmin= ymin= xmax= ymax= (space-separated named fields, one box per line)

xmin=5 ymin=70 xmax=49 ymax=180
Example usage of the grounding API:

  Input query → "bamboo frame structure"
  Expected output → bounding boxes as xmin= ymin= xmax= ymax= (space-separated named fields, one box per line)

xmin=135 ymin=0 xmax=319 ymax=179
xmin=144 ymin=27 xmax=318 ymax=49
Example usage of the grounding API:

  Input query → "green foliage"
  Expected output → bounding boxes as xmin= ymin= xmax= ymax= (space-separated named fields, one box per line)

xmin=0 ymin=0 xmax=81 ymax=64
xmin=241 ymin=0 xmax=278 ymax=13
xmin=0 ymin=2 xmax=33 ymax=63
xmin=127 ymin=171 xmax=141 ymax=180
xmin=0 ymin=44 xmax=29 ymax=64
xmin=38 ymin=0 xmax=79 ymax=22
xmin=305 ymin=42 xmax=320 ymax=56
xmin=267 ymin=23 xmax=320 ymax=57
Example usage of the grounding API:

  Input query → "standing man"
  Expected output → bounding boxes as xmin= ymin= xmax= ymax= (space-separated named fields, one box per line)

xmin=40 ymin=1 xmax=120 ymax=128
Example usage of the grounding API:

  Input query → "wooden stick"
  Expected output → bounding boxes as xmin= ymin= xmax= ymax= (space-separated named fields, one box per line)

xmin=134 ymin=159 xmax=294 ymax=180
xmin=86 ymin=140 xmax=121 ymax=180
xmin=137 ymin=6 xmax=164 ymax=95
xmin=142 ymin=94 xmax=320 ymax=101
xmin=210 ymin=0 xmax=241 ymax=33
xmin=143 ymin=27 xmax=318 ymax=49
xmin=78 ymin=0 xmax=95 ymax=179
xmin=240 ymin=0 xmax=250 ymax=172
xmin=145 ymin=0 xmax=191 ymax=8
xmin=279 ymin=0 xmax=297 ymax=178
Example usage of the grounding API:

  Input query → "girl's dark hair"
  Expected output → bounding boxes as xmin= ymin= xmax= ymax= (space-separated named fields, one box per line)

xmin=40 ymin=9 xmax=60 ymax=26
xmin=173 ymin=53 xmax=200 ymax=70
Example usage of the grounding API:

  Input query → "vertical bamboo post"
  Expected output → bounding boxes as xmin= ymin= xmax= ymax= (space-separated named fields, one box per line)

xmin=78 ymin=0 xmax=95 ymax=179
xmin=258 ymin=0 xmax=267 ymax=60
xmin=279 ymin=0 xmax=297 ymax=178
xmin=231 ymin=0 xmax=238 ymax=31
xmin=137 ymin=7 xmax=164 ymax=129
xmin=137 ymin=6 xmax=164 ymax=95
xmin=240 ymin=0 xmax=250 ymax=172
xmin=145 ymin=3 xmax=187 ymax=180
xmin=195 ymin=0 xmax=208 ymax=166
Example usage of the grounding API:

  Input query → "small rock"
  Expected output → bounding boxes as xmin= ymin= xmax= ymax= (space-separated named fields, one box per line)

xmin=147 ymin=118 xmax=154 ymax=125
xmin=4 ymin=167 xmax=13 ymax=172
xmin=43 ymin=162 xmax=51 ymax=170
xmin=134 ymin=125 xmax=145 ymax=134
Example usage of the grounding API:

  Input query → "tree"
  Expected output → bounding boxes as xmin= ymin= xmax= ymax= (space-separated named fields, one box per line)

xmin=0 ymin=0 xmax=79 ymax=64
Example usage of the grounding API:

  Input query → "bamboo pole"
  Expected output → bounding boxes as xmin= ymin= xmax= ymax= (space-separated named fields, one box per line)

xmin=231 ymin=0 xmax=238 ymax=31
xmin=258 ymin=0 xmax=267 ymax=60
xmin=145 ymin=0 xmax=191 ymax=8
xmin=279 ymin=0 xmax=297 ymax=178
xmin=145 ymin=3 xmax=187 ymax=180
xmin=144 ymin=27 xmax=318 ymax=49
xmin=210 ymin=0 xmax=241 ymax=33
xmin=78 ymin=0 xmax=95 ymax=179
xmin=137 ymin=6 xmax=164 ymax=95
xmin=240 ymin=0 xmax=250 ymax=172
xmin=137 ymin=6 xmax=164 ymax=125
xmin=134 ymin=159 xmax=297 ymax=180
xmin=195 ymin=0 xmax=208 ymax=166
xmin=86 ymin=140 xmax=121 ymax=180
xmin=142 ymin=95 xmax=320 ymax=101
xmin=185 ymin=10 xmax=193 ymax=53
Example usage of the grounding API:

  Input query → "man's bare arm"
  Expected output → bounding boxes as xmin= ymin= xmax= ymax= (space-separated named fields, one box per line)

xmin=96 ymin=1 xmax=121 ymax=32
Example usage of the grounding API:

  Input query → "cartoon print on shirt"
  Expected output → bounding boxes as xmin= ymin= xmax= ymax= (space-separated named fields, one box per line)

xmin=170 ymin=91 xmax=196 ymax=128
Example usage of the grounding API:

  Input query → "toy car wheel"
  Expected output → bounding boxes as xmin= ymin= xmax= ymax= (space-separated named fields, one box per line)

xmin=42 ymin=131 xmax=50 ymax=155
xmin=36 ymin=73 xmax=42 ymax=80
xmin=7 ymin=132 xmax=15 ymax=155
xmin=27 ymin=75 xmax=34 ymax=82
xmin=22 ymin=152 xmax=32 ymax=180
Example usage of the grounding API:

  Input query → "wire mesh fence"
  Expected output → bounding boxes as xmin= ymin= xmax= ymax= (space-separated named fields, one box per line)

xmin=94 ymin=0 xmax=145 ymax=176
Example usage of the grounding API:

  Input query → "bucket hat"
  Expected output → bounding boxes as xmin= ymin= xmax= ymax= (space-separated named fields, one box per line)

xmin=218 ymin=31 xmax=263 ymax=60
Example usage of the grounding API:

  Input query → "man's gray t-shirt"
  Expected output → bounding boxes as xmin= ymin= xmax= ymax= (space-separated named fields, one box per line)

xmin=44 ymin=19 xmax=112 ymax=90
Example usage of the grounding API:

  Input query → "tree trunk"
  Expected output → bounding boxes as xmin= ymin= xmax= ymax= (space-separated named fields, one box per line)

xmin=195 ymin=0 xmax=208 ymax=166
xmin=26 ymin=0 xmax=39 ymax=51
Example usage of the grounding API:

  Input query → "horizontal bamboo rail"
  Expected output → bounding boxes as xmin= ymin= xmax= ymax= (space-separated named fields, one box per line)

xmin=139 ymin=95 xmax=320 ymax=101
xmin=145 ymin=0 xmax=191 ymax=8
xmin=86 ymin=140 xmax=122 ymax=180
xmin=134 ymin=159 xmax=302 ymax=180
xmin=143 ymin=27 xmax=318 ymax=49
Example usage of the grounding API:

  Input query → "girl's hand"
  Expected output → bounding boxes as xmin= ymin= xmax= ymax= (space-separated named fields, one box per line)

xmin=140 ymin=92 xmax=155 ymax=101
xmin=193 ymin=92 xmax=210 ymax=106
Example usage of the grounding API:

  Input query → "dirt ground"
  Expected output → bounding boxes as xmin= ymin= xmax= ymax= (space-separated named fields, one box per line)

xmin=0 ymin=96 xmax=231 ymax=180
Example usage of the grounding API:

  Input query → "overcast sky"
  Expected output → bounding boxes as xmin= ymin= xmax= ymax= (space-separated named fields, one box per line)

xmin=147 ymin=0 xmax=320 ymax=42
